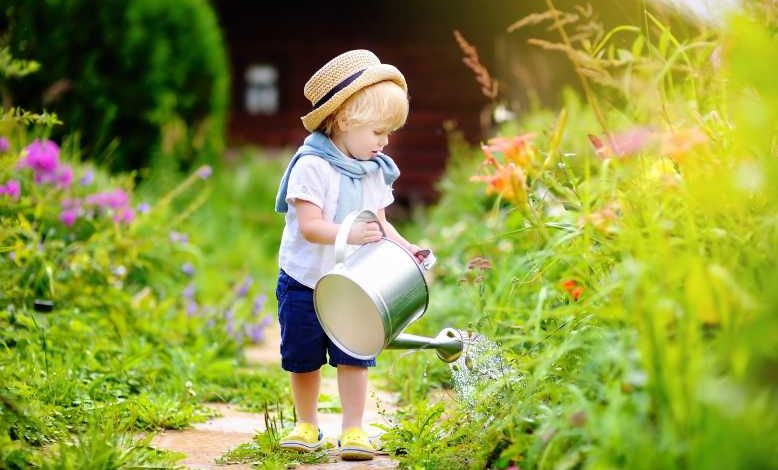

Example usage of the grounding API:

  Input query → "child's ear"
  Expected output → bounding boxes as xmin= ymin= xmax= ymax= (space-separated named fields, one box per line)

xmin=336 ymin=115 xmax=350 ymax=133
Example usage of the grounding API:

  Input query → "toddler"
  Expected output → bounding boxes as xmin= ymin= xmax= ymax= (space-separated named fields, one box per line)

xmin=274 ymin=49 xmax=423 ymax=460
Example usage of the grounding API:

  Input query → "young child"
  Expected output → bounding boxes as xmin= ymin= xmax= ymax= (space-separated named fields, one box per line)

xmin=273 ymin=50 xmax=424 ymax=460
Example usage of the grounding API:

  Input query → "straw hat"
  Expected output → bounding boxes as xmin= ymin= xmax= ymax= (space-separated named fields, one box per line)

xmin=301 ymin=50 xmax=407 ymax=132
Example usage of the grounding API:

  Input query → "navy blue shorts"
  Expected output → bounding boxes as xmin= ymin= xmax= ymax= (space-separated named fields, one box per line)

xmin=276 ymin=269 xmax=376 ymax=373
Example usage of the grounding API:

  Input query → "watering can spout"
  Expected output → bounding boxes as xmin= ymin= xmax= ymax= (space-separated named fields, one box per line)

xmin=386 ymin=327 xmax=465 ymax=363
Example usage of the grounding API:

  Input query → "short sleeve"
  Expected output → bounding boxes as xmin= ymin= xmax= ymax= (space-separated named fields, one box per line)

xmin=286 ymin=156 xmax=326 ymax=209
xmin=381 ymin=182 xmax=395 ymax=208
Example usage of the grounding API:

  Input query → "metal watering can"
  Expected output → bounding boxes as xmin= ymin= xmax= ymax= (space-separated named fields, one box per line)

xmin=313 ymin=210 xmax=465 ymax=363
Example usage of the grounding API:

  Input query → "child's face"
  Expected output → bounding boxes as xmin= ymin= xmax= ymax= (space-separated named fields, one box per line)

xmin=336 ymin=123 xmax=392 ymax=161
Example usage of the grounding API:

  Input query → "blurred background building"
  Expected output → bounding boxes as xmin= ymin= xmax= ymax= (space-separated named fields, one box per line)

xmin=211 ymin=0 xmax=652 ymax=205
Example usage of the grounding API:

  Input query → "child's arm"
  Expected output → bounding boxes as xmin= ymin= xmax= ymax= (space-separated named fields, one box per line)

xmin=295 ymin=199 xmax=383 ymax=245
xmin=377 ymin=209 xmax=423 ymax=256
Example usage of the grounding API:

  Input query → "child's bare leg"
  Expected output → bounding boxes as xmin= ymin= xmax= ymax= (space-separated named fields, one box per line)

xmin=290 ymin=370 xmax=321 ymax=425
xmin=337 ymin=365 xmax=368 ymax=430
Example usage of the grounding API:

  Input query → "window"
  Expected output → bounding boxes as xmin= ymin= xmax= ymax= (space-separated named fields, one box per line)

xmin=244 ymin=64 xmax=279 ymax=115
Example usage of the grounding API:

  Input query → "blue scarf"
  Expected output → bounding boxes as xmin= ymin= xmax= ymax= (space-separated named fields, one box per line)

xmin=275 ymin=131 xmax=400 ymax=222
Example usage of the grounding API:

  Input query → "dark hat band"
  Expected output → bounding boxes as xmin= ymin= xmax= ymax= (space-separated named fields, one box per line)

xmin=312 ymin=68 xmax=366 ymax=110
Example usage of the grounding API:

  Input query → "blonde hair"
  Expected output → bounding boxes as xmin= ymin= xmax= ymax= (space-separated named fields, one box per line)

xmin=319 ymin=81 xmax=409 ymax=136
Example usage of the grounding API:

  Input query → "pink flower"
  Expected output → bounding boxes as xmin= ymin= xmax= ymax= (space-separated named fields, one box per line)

xmin=86 ymin=188 xmax=128 ymax=209
xmin=113 ymin=207 xmax=135 ymax=225
xmin=85 ymin=192 xmax=108 ymax=207
xmin=17 ymin=140 xmax=75 ymax=190
xmin=0 ymin=137 xmax=9 ymax=153
xmin=107 ymin=189 xmax=129 ymax=209
xmin=19 ymin=140 xmax=60 ymax=174
xmin=0 ymin=180 xmax=21 ymax=200
xmin=60 ymin=209 xmax=78 ymax=226
xmin=589 ymin=127 xmax=655 ymax=159
xmin=608 ymin=127 xmax=654 ymax=156
xmin=56 ymin=165 xmax=73 ymax=189
xmin=61 ymin=198 xmax=81 ymax=209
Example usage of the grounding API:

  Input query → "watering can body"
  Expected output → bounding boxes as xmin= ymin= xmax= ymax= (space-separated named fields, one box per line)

xmin=313 ymin=210 xmax=431 ymax=359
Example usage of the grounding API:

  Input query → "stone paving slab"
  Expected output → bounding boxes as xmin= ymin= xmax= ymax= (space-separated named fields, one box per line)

xmin=152 ymin=325 xmax=401 ymax=469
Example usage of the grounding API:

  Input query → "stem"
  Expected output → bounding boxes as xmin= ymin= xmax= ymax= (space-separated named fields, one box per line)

xmin=156 ymin=165 xmax=210 ymax=208
xmin=544 ymin=0 xmax=611 ymax=138
xmin=29 ymin=312 xmax=49 ymax=375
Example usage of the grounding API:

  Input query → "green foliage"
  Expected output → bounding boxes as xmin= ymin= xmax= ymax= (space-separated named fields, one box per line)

xmin=146 ymin=148 xmax=290 ymax=299
xmin=2 ymin=0 xmax=229 ymax=171
xmin=378 ymin=401 xmax=486 ymax=469
xmin=218 ymin=404 xmax=330 ymax=469
xmin=381 ymin=7 xmax=778 ymax=470
xmin=34 ymin=421 xmax=185 ymax=470
xmin=0 ymin=47 xmax=40 ymax=78
xmin=0 ymin=48 xmax=61 ymax=128
xmin=0 ymin=129 xmax=284 ymax=466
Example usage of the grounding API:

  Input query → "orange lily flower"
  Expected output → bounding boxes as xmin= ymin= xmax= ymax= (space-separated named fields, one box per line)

xmin=482 ymin=133 xmax=536 ymax=169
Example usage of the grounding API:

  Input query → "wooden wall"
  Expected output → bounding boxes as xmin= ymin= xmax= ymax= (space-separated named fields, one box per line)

xmin=212 ymin=1 xmax=504 ymax=204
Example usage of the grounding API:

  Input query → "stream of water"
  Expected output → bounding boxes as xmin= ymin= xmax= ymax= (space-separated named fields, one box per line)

xmin=449 ymin=332 xmax=518 ymax=408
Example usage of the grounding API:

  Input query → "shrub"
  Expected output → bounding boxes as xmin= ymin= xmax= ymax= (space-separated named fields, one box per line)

xmin=2 ymin=0 xmax=229 ymax=172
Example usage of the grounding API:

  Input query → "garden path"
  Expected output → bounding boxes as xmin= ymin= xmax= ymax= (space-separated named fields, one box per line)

xmin=152 ymin=324 xmax=399 ymax=469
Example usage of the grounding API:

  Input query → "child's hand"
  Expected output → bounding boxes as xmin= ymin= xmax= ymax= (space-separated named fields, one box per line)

xmin=407 ymin=244 xmax=431 ymax=263
xmin=407 ymin=243 xmax=422 ymax=259
xmin=347 ymin=221 xmax=383 ymax=244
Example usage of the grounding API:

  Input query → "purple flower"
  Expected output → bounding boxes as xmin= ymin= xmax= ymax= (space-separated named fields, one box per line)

xmin=0 ymin=180 xmax=21 ymax=200
xmin=236 ymin=276 xmax=253 ymax=298
xmin=260 ymin=314 xmax=272 ymax=327
xmin=9 ymin=251 xmax=16 ymax=261
xmin=19 ymin=140 xmax=60 ymax=174
xmin=60 ymin=209 xmax=78 ymax=226
xmin=245 ymin=323 xmax=266 ymax=344
xmin=112 ymin=265 xmax=127 ymax=277
xmin=0 ymin=137 xmax=9 ymax=153
xmin=34 ymin=171 xmax=57 ymax=185
xmin=206 ymin=319 xmax=215 ymax=328
xmin=183 ymin=283 xmax=195 ymax=299
xmin=251 ymin=294 xmax=267 ymax=317
xmin=169 ymin=231 xmax=188 ymax=245
xmin=181 ymin=262 xmax=195 ymax=276
xmin=136 ymin=202 xmax=151 ymax=214
xmin=80 ymin=169 xmax=94 ymax=186
xmin=224 ymin=307 xmax=234 ymax=322
xmin=186 ymin=300 xmax=198 ymax=316
xmin=196 ymin=165 xmax=212 ymax=180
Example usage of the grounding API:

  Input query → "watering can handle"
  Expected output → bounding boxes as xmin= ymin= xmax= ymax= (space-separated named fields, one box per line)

xmin=334 ymin=210 xmax=386 ymax=264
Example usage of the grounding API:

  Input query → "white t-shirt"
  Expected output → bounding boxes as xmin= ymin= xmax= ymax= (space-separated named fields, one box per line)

xmin=279 ymin=154 xmax=395 ymax=288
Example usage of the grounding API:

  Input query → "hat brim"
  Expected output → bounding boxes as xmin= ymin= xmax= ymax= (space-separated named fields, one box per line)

xmin=301 ymin=64 xmax=407 ymax=132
